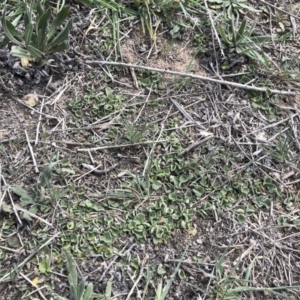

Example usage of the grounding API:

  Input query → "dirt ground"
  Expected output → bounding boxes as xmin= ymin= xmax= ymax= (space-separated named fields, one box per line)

xmin=1 ymin=1 xmax=300 ymax=299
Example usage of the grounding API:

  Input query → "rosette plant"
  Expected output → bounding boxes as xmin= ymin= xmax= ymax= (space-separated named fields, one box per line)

xmin=1 ymin=1 xmax=72 ymax=64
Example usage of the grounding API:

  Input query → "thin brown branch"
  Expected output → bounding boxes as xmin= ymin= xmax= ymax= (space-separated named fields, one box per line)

xmin=77 ymin=140 xmax=167 ymax=152
xmin=85 ymin=60 xmax=296 ymax=95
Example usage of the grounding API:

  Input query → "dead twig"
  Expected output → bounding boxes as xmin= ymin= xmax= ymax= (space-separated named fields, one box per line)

xmin=80 ymin=163 xmax=119 ymax=178
xmin=20 ymin=272 xmax=48 ymax=300
xmin=203 ymin=0 xmax=225 ymax=57
xmin=35 ymin=98 xmax=45 ymax=146
xmin=0 ymin=232 xmax=60 ymax=283
xmin=25 ymin=130 xmax=39 ymax=173
xmin=179 ymin=135 xmax=214 ymax=156
xmin=77 ymin=139 xmax=167 ymax=152
xmin=85 ymin=60 xmax=296 ymax=95
xmin=1 ymin=175 xmax=22 ymax=225
xmin=170 ymin=98 xmax=206 ymax=129
xmin=257 ymin=0 xmax=300 ymax=21
xmin=125 ymin=255 xmax=148 ymax=300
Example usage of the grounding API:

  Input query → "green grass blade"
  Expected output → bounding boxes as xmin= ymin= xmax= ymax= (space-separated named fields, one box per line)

xmin=105 ymin=276 xmax=113 ymax=299
xmin=36 ymin=8 xmax=51 ymax=38
xmin=47 ymin=6 xmax=71 ymax=41
xmin=64 ymin=249 xmax=78 ymax=287
xmin=236 ymin=19 xmax=246 ymax=43
xmin=46 ymin=19 xmax=72 ymax=49
xmin=47 ymin=42 xmax=69 ymax=55
xmin=24 ymin=23 xmax=33 ymax=47
xmin=217 ymin=24 xmax=230 ymax=45
xmin=27 ymin=44 xmax=44 ymax=60
xmin=77 ymin=277 xmax=86 ymax=300
xmin=1 ymin=13 xmax=22 ymax=45
xmin=160 ymin=247 xmax=187 ymax=299
xmin=10 ymin=46 xmax=30 ymax=59
xmin=84 ymin=282 xmax=93 ymax=300
xmin=70 ymin=283 xmax=78 ymax=300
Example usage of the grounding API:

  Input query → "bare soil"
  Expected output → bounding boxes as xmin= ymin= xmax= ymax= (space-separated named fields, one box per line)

xmin=1 ymin=1 xmax=300 ymax=299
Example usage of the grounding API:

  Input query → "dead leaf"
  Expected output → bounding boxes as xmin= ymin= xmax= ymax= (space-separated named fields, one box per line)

xmin=255 ymin=131 xmax=267 ymax=142
xmin=21 ymin=56 xmax=33 ymax=67
xmin=23 ymin=94 xmax=39 ymax=107
xmin=47 ymin=118 xmax=59 ymax=126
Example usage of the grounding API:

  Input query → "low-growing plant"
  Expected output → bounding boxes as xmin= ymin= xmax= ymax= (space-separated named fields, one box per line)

xmin=53 ymin=249 xmax=94 ymax=300
xmin=1 ymin=1 xmax=72 ymax=64
xmin=217 ymin=17 xmax=270 ymax=67
xmin=207 ymin=0 xmax=260 ymax=19
xmin=191 ymin=247 xmax=300 ymax=299
xmin=121 ymin=119 xmax=148 ymax=144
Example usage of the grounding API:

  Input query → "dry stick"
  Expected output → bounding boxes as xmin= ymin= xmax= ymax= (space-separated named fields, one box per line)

xmin=0 ymin=232 xmax=60 ymax=283
xmin=50 ymin=123 xmax=111 ymax=132
xmin=0 ymin=245 xmax=20 ymax=253
xmin=13 ymin=97 xmax=57 ymax=119
xmin=21 ymin=284 xmax=48 ymax=300
xmin=1 ymin=175 xmax=22 ymax=225
xmin=143 ymin=124 xmax=164 ymax=177
xmin=257 ymin=0 xmax=300 ymax=21
xmin=134 ymin=88 xmax=152 ymax=124
xmin=85 ymin=60 xmax=296 ymax=95
xmin=0 ymin=163 xmax=2 ymax=210
xmin=15 ymin=204 xmax=53 ymax=227
xmin=49 ymin=86 xmax=68 ymax=106
xmin=179 ymin=135 xmax=214 ymax=156
xmin=125 ymin=255 xmax=148 ymax=300
xmin=35 ymin=98 xmax=45 ymax=146
xmin=170 ymin=98 xmax=206 ymax=129
xmin=20 ymin=272 xmax=48 ymax=300
xmin=77 ymin=140 xmax=167 ymax=152
xmin=203 ymin=0 xmax=224 ymax=57
xmin=25 ymin=130 xmax=39 ymax=173
xmin=79 ymin=163 xmax=119 ymax=179
xmin=245 ymin=114 xmax=297 ymax=137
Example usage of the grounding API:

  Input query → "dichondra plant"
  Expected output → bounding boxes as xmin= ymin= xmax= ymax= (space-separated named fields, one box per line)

xmin=1 ymin=2 xmax=72 ymax=64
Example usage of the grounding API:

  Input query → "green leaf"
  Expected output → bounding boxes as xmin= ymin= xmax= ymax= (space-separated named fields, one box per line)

xmin=77 ymin=277 xmax=86 ymax=300
xmin=36 ymin=8 xmax=51 ymax=47
xmin=23 ymin=1 xmax=33 ymax=28
xmin=67 ymin=221 xmax=75 ymax=229
xmin=236 ymin=20 xmax=246 ymax=42
xmin=157 ymin=265 xmax=166 ymax=275
xmin=237 ymin=214 xmax=246 ymax=223
xmin=64 ymin=249 xmax=78 ymax=287
xmin=1 ymin=13 xmax=22 ymax=45
xmin=105 ymin=277 xmax=113 ymax=298
xmin=27 ymin=44 xmax=44 ymax=61
xmin=48 ymin=6 xmax=71 ymax=41
xmin=47 ymin=42 xmax=69 ymax=55
xmin=52 ymin=294 xmax=69 ymax=300
xmin=40 ymin=165 xmax=53 ymax=188
xmin=10 ymin=185 xmax=31 ymax=199
xmin=206 ymin=0 xmax=223 ymax=3
xmin=84 ymin=282 xmax=94 ymax=300
xmin=248 ymin=18 xmax=257 ymax=35
xmin=46 ymin=19 xmax=72 ymax=49
xmin=131 ymin=258 xmax=140 ymax=270
xmin=36 ymin=3 xmax=44 ymax=18
xmin=217 ymin=25 xmax=230 ymax=45
xmin=160 ymin=247 xmax=188 ymax=299
xmin=178 ymin=269 xmax=185 ymax=279
xmin=39 ymin=260 xmax=51 ymax=273
xmin=24 ymin=23 xmax=33 ymax=47
xmin=70 ymin=283 xmax=78 ymax=300
xmin=24 ymin=12 xmax=30 ymax=29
